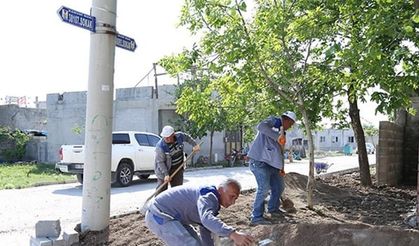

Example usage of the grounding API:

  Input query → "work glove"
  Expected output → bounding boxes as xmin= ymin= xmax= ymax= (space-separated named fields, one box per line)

xmin=192 ymin=144 xmax=200 ymax=152
xmin=164 ymin=175 xmax=171 ymax=182
xmin=277 ymin=134 xmax=286 ymax=146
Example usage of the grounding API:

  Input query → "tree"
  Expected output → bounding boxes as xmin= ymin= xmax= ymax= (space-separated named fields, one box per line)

xmin=363 ymin=124 xmax=379 ymax=146
xmin=161 ymin=0 xmax=344 ymax=208
xmin=161 ymin=55 xmax=232 ymax=165
xmin=322 ymin=0 xmax=418 ymax=185
xmin=0 ymin=127 xmax=30 ymax=162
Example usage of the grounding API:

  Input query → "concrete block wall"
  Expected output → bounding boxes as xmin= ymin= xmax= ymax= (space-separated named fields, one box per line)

xmin=376 ymin=121 xmax=404 ymax=186
xmin=114 ymin=86 xmax=171 ymax=134
xmin=401 ymin=97 xmax=419 ymax=185
xmin=114 ymin=85 xmax=225 ymax=162
xmin=0 ymin=105 xmax=47 ymax=162
xmin=25 ymin=137 xmax=48 ymax=163
xmin=0 ymin=104 xmax=47 ymax=131
xmin=47 ymin=92 xmax=87 ymax=163
xmin=46 ymin=85 xmax=226 ymax=163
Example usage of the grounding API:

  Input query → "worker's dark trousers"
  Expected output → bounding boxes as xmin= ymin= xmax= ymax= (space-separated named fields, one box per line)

xmin=155 ymin=164 xmax=184 ymax=196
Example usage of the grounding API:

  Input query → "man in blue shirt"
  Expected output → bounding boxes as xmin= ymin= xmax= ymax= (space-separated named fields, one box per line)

xmin=247 ymin=111 xmax=296 ymax=225
xmin=145 ymin=179 xmax=255 ymax=246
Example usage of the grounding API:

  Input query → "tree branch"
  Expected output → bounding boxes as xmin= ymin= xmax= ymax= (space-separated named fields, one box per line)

xmin=234 ymin=0 xmax=293 ymax=103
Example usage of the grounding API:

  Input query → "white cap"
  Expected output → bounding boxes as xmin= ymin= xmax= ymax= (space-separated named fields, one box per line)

xmin=282 ymin=111 xmax=297 ymax=122
xmin=160 ymin=125 xmax=175 ymax=137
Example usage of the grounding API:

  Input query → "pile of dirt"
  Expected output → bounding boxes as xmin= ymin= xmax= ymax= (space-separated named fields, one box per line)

xmin=83 ymin=169 xmax=418 ymax=245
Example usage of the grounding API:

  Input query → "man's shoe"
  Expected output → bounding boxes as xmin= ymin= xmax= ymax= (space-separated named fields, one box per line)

xmin=269 ymin=207 xmax=287 ymax=214
xmin=268 ymin=212 xmax=283 ymax=219
xmin=249 ymin=219 xmax=272 ymax=226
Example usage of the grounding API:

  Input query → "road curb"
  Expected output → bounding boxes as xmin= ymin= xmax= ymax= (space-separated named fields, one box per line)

xmin=319 ymin=164 xmax=376 ymax=179
xmin=185 ymin=165 xmax=224 ymax=172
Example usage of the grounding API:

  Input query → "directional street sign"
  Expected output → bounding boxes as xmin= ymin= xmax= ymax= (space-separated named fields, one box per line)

xmin=116 ymin=34 xmax=137 ymax=52
xmin=57 ymin=6 xmax=96 ymax=32
xmin=57 ymin=6 xmax=136 ymax=52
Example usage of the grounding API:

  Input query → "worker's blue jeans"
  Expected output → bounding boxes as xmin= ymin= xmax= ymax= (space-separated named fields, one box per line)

xmin=145 ymin=204 xmax=202 ymax=246
xmin=249 ymin=159 xmax=285 ymax=223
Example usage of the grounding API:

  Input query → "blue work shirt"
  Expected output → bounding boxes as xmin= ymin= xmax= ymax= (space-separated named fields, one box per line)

xmin=152 ymin=185 xmax=235 ymax=244
xmin=247 ymin=116 xmax=284 ymax=169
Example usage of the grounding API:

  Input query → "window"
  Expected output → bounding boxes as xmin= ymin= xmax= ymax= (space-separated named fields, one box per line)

xmin=112 ymin=134 xmax=130 ymax=144
xmin=135 ymin=134 xmax=161 ymax=147
xmin=147 ymin=135 xmax=160 ymax=146
xmin=320 ymin=136 xmax=326 ymax=143
xmin=348 ymin=136 xmax=354 ymax=143
xmin=332 ymin=136 xmax=339 ymax=143
xmin=135 ymin=134 xmax=149 ymax=146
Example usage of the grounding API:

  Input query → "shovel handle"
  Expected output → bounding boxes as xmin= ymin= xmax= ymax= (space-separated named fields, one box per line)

xmin=144 ymin=141 xmax=203 ymax=203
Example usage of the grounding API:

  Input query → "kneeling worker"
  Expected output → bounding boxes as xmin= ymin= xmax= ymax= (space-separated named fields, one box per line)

xmin=145 ymin=178 xmax=255 ymax=246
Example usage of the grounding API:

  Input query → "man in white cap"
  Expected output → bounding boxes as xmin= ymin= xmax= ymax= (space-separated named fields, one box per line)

xmin=247 ymin=111 xmax=296 ymax=225
xmin=154 ymin=125 xmax=200 ymax=195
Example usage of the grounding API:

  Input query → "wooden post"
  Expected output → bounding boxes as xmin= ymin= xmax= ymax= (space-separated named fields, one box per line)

xmin=153 ymin=63 xmax=158 ymax=99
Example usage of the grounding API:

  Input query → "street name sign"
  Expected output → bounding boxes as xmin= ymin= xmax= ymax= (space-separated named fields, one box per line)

xmin=57 ymin=6 xmax=136 ymax=52
xmin=116 ymin=34 xmax=137 ymax=52
xmin=57 ymin=6 xmax=96 ymax=32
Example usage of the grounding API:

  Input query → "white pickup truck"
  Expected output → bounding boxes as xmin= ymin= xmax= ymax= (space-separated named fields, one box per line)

xmin=55 ymin=131 xmax=161 ymax=187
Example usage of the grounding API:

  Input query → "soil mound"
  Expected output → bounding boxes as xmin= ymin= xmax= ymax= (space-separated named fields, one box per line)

xmin=220 ymin=223 xmax=419 ymax=246
xmin=82 ymin=169 xmax=418 ymax=245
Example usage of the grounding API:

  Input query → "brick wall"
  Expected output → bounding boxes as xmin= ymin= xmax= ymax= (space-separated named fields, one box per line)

xmin=376 ymin=121 xmax=404 ymax=186
xmin=402 ymin=97 xmax=419 ymax=185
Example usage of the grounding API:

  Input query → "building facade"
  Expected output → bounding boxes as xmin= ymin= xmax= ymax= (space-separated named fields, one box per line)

xmin=46 ymin=85 xmax=226 ymax=164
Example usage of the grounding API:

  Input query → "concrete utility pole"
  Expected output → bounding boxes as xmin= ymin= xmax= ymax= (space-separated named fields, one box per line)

xmin=81 ymin=0 xmax=117 ymax=241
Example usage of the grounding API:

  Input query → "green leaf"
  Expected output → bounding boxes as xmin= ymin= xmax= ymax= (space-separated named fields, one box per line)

xmin=403 ymin=25 xmax=414 ymax=33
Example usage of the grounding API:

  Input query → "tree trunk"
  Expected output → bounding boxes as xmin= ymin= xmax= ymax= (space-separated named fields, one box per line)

xmin=298 ymin=97 xmax=315 ymax=209
xmin=348 ymin=92 xmax=372 ymax=186
xmin=209 ymin=130 xmax=214 ymax=165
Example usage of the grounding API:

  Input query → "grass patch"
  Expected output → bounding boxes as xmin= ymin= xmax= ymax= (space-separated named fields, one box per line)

xmin=0 ymin=162 xmax=76 ymax=189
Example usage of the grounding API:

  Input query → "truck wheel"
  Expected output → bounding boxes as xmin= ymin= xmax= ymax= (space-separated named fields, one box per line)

xmin=116 ymin=162 xmax=133 ymax=187
xmin=76 ymin=174 xmax=83 ymax=184
xmin=139 ymin=174 xmax=150 ymax=180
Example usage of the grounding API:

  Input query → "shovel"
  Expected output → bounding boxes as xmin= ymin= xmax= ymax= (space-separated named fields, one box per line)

xmin=140 ymin=144 xmax=201 ymax=214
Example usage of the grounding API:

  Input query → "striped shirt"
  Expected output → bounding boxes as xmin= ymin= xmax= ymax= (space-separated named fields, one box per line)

xmin=168 ymin=141 xmax=184 ymax=166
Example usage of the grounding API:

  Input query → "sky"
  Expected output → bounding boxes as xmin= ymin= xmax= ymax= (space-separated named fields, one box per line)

xmin=0 ymin=0 xmax=388 ymax=126
xmin=0 ymin=0 xmax=193 ymax=103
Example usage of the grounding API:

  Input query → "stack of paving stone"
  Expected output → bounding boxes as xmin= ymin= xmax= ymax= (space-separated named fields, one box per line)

xmin=30 ymin=220 xmax=79 ymax=246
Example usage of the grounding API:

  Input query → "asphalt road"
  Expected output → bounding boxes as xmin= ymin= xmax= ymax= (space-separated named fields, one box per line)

xmin=0 ymin=154 xmax=375 ymax=246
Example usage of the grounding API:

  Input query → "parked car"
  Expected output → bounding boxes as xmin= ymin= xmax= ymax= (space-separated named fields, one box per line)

xmin=355 ymin=142 xmax=376 ymax=155
xmin=55 ymin=131 xmax=161 ymax=187
xmin=366 ymin=143 xmax=376 ymax=154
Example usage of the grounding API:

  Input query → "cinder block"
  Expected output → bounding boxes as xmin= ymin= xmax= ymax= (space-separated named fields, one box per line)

xmin=52 ymin=237 xmax=66 ymax=246
xmin=35 ymin=220 xmax=61 ymax=238
xmin=63 ymin=231 xmax=79 ymax=246
xmin=30 ymin=236 xmax=52 ymax=246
